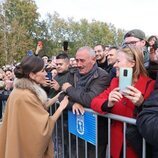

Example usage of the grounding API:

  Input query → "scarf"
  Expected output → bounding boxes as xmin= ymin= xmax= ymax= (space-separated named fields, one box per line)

xmin=76 ymin=63 xmax=98 ymax=88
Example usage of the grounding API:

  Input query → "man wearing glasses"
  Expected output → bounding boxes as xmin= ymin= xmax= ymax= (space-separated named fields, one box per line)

xmin=123 ymin=29 xmax=149 ymax=68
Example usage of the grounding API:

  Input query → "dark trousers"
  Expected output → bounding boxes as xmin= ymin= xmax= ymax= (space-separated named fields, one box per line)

xmin=0 ymin=91 xmax=10 ymax=119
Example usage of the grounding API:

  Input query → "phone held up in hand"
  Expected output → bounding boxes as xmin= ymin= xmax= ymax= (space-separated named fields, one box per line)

xmin=119 ymin=67 xmax=133 ymax=93
xmin=37 ymin=41 xmax=43 ymax=48
xmin=46 ymin=71 xmax=52 ymax=81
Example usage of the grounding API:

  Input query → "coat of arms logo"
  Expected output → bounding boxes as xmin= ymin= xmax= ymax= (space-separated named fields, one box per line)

xmin=76 ymin=115 xmax=84 ymax=135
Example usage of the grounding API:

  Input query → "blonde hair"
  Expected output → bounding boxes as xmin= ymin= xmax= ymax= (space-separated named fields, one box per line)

xmin=118 ymin=46 xmax=147 ymax=79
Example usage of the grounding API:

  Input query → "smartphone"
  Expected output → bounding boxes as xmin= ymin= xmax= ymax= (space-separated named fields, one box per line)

xmin=119 ymin=67 xmax=133 ymax=93
xmin=46 ymin=72 xmax=52 ymax=80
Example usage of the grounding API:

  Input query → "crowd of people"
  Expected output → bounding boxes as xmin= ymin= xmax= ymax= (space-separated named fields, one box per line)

xmin=0 ymin=29 xmax=158 ymax=158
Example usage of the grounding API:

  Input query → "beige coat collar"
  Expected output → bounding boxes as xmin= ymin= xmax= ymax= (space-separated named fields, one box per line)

xmin=14 ymin=78 xmax=48 ymax=105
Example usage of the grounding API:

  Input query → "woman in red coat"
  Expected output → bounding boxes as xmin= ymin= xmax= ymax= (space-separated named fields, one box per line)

xmin=91 ymin=46 xmax=155 ymax=158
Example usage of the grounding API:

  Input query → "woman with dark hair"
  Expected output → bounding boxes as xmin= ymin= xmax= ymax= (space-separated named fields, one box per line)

xmin=148 ymin=39 xmax=158 ymax=79
xmin=148 ymin=35 xmax=157 ymax=48
xmin=91 ymin=46 xmax=155 ymax=158
xmin=148 ymin=35 xmax=158 ymax=63
xmin=0 ymin=55 xmax=68 ymax=158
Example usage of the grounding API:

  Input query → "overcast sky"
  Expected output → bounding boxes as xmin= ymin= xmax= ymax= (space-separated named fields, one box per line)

xmin=35 ymin=0 xmax=157 ymax=37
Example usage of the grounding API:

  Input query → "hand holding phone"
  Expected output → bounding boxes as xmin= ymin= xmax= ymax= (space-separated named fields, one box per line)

xmin=119 ymin=67 xmax=133 ymax=93
xmin=46 ymin=72 xmax=52 ymax=81
xmin=35 ymin=41 xmax=43 ymax=55
xmin=38 ymin=41 xmax=43 ymax=48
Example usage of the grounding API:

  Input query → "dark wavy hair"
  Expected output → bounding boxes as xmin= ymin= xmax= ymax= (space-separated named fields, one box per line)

xmin=14 ymin=55 xmax=44 ymax=79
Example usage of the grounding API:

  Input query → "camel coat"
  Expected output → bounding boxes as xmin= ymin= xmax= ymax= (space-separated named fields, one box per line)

xmin=0 ymin=78 xmax=56 ymax=158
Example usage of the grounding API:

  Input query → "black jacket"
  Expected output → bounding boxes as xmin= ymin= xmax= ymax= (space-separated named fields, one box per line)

xmin=66 ymin=66 xmax=110 ymax=108
xmin=49 ymin=69 xmax=74 ymax=98
xmin=137 ymin=78 xmax=158 ymax=146
xmin=136 ymin=76 xmax=158 ymax=157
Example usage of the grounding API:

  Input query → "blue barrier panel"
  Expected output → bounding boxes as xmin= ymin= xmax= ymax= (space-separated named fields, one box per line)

xmin=68 ymin=110 xmax=97 ymax=145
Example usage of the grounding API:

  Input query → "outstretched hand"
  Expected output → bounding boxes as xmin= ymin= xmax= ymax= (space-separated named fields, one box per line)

xmin=59 ymin=96 xmax=69 ymax=111
xmin=51 ymin=96 xmax=69 ymax=122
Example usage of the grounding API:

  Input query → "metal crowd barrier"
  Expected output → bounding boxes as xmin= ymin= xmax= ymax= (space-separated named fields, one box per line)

xmin=0 ymin=99 xmax=146 ymax=158
xmin=52 ymin=104 xmax=147 ymax=158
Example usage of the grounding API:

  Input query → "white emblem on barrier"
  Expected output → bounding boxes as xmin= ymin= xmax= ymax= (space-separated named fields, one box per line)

xmin=76 ymin=115 xmax=84 ymax=135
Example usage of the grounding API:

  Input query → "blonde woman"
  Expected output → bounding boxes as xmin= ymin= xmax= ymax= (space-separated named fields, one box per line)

xmin=91 ymin=46 xmax=155 ymax=158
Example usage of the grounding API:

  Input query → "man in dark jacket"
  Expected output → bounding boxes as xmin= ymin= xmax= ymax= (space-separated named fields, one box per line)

xmin=48 ymin=53 xmax=75 ymax=158
xmin=137 ymin=73 xmax=158 ymax=158
xmin=62 ymin=46 xmax=110 ymax=158
xmin=106 ymin=46 xmax=118 ymax=80
xmin=49 ymin=53 xmax=73 ymax=98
